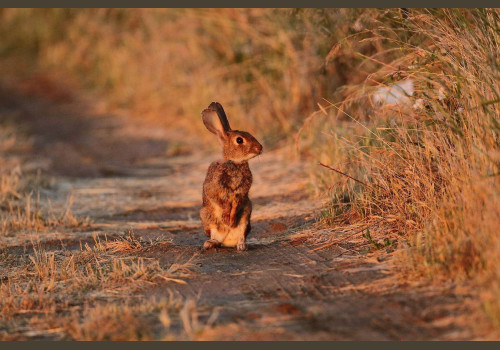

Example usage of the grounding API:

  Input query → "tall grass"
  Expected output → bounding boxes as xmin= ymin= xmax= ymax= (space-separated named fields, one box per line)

xmin=303 ymin=8 xmax=500 ymax=326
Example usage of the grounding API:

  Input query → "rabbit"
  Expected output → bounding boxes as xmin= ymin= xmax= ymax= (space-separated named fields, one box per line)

xmin=200 ymin=102 xmax=263 ymax=251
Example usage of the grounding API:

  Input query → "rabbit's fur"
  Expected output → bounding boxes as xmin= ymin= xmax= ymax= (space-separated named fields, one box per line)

xmin=200 ymin=102 xmax=262 ymax=251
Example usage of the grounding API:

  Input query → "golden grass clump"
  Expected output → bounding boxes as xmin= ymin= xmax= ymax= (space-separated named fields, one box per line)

xmin=0 ymin=234 xmax=195 ymax=340
xmin=61 ymin=296 xmax=216 ymax=341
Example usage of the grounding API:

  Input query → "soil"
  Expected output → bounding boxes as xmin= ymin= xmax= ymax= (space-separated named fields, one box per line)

xmin=0 ymin=91 xmax=495 ymax=340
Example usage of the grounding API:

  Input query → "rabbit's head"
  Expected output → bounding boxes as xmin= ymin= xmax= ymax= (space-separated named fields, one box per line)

xmin=202 ymin=102 xmax=263 ymax=163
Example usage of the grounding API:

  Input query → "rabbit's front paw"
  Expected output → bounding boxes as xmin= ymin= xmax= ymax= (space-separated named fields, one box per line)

xmin=237 ymin=241 xmax=247 ymax=252
xmin=202 ymin=239 xmax=220 ymax=251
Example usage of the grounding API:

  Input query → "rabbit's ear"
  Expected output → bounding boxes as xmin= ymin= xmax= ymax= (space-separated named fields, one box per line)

xmin=202 ymin=102 xmax=231 ymax=138
xmin=210 ymin=102 xmax=231 ymax=132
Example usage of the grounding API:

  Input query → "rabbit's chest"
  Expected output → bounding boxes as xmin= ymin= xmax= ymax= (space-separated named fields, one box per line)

xmin=224 ymin=173 xmax=248 ymax=192
xmin=219 ymin=163 xmax=252 ymax=193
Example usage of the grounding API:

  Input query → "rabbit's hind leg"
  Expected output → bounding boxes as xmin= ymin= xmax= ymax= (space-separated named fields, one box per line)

xmin=233 ymin=201 xmax=252 ymax=251
xmin=222 ymin=203 xmax=251 ymax=250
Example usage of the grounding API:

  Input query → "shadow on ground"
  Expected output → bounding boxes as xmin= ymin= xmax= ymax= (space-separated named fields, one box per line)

xmin=1 ymin=82 xmax=173 ymax=178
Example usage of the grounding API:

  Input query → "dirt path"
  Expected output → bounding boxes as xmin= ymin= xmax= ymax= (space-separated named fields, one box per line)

xmin=2 ymin=94 xmax=490 ymax=340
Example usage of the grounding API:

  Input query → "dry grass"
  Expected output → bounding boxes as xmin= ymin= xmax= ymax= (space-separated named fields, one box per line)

xmin=0 ymin=120 xmax=90 ymax=238
xmin=0 ymin=124 xmax=24 ymax=205
xmin=0 ymin=121 xmax=199 ymax=339
xmin=0 ymin=194 xmax=91 ymax=237
xmin=301 ymin=8 xmax=500 ymax=327
xmin=0 ymin=76 xmax=206 ymax=341
xmin=0 ymin=233 xmax=199 ymax=340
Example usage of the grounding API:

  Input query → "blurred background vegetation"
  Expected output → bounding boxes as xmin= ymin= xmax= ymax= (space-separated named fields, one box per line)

xmin=0 ymin=8 xmax=499 ymax=330
xmin=0 ymin=8 xmax=395 ymax=147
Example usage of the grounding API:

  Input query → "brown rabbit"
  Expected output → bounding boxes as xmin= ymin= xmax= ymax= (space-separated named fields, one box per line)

xmin=200 ymin=102 xmax=263 ymax=251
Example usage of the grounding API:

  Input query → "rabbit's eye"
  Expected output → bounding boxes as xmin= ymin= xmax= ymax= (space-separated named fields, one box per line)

xmin=236 ymin=137 xmax=244 ymax=144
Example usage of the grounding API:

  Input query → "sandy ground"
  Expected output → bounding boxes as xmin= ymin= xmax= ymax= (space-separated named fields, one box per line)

xmin=1 ymin=92 xmax=495 ymax=340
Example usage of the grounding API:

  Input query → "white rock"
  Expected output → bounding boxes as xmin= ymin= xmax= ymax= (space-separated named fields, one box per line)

xmin=373 ymin=79 xmax=414 ymax=106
